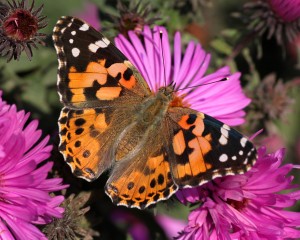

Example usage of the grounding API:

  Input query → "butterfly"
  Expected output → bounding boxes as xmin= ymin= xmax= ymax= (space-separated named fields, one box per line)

xmin=52 ymin=16 xmax=257 ymax=209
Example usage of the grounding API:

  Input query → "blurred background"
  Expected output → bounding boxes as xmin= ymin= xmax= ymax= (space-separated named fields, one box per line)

xmin=0 ymin=0 xmax=300 ymax=239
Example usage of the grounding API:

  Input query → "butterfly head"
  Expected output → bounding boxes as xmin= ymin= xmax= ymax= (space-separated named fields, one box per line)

xmin=158 ymin=84 xmax=190 ymax=108
xmin=158 ymin=84 xmax=174 ymax=97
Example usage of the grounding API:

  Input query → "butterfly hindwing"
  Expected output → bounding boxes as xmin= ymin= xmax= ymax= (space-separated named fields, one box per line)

xmin=105 ymin=145 xmax=178 ymax=209
xmin=167 ymin=108 xmax=257 ymax=187
xmin=53 ymin=16 xmax=151 ymax=109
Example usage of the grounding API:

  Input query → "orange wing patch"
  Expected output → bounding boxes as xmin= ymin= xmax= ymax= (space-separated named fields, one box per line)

xmin=169 ymin=113 xmax=214 ymax=187
xmin=172 ymin=130 xmax=186 ymax=155
xmin=96 ymin=87 xmax=122 ymax=100
xmin=187 ymin=136 xmax=212 ymax=176
xmin=68 ymin=62 xmax=108 ymax=88
xmin=106 ymin=152 xmax=178 ymax=209
xmin=65 ymin=59 xmax=150 ymax=107
xmin=107 ymin=62 xmax=136 ymax=89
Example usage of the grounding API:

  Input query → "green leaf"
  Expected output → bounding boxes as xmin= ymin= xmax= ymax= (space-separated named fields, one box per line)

xmin=34 ymin=0 xmax=86 ymax=34
xmin=210 ymin=39 xmax=232 ymax=55
xmin=242 ymin=48 xmax=260 ymax=90
xmin=43 ymin=65 xmax=58 ymax=86
xmin=157 ymin=201 xmax=189 ymax=221
xmin=221 ymin=28 xmax=239 ymax=38
xmin=22 ymin=78 xmax=50 ymax=113
xmin=92 ymin=0 xmax=118 ymax=17
xmin=2 ymin=47 xmax=56 ymax=73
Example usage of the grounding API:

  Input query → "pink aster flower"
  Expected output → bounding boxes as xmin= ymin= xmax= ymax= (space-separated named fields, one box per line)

xmin=0 ymin=92 xmax=68 ymax=240
xmin=243 ymin=0 xmax=300 ymax=45
xmin=176 ymin=147 xmax=300 ymax=239
xmin=268 ymin=0 xmax=300 ymax=22
xmin=115 ymin=26 xmax=250 ymax=126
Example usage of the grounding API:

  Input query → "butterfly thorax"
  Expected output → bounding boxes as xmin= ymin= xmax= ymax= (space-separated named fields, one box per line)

xmin=113 ymin=87 xmax=173 ymax=162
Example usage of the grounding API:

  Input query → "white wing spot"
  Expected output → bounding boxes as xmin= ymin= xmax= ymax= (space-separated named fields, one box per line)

xmin=88 ymin=43 xmax=99 ymax=53
xmin=61 ymin=27 xmax=67 ymax=34
xmin=102 ymin=37 xmax=110 ymax=45
xmin=221 ymin=127 xmax=229 ymax=138
xmin=240 ymin=137 xmax=247 ymax=147
xmin=219 ymin=135 xmax=228 ymax=145
xmin=72 ymin=48 xmax=80 ymax=57
xmin=239 ymin=150 xmax=243 ymax=155
xmin=232 ymin=156 xmax=237 ymax=160
xmin=97 ymin=38 xmax=110 ymax=48
xmin=79 ymin=23 xmax=89 ymax=31
xmin=88 ymin=38 xmax=111 ymax=53
xmin=243 ymin=158 xmax=248 ymax=164
xmin=219 ymin=154 xmax=228 ymax=162
xmin=69 ymin=39 xmax=74 ymax=44
xmin=223 ymin=124 xmax=231 ymax=130
xmin=71 ymin=31 xmax=76 ymax=35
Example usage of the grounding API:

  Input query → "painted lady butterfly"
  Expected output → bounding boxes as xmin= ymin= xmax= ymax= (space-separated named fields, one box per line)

xmin=53 ymin=17 xmax=257 ymax=209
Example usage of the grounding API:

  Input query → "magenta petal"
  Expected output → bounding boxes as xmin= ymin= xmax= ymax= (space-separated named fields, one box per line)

xmin=143 ymin=26 xmax=156 ymax=86
xmin=0 ymin=220 xmax=14 ymax=240
xmin=180 ymin=45 xmax=206 ymax=88
xmin=160 ymin=27 xmax=172 ymax=85
xmin=269 ymin=0 xmax=300 ymax=22
xmin=173 ymin=32 xmax=182 ymax=81
xmin=22 ymin=120 xmax=40 ymax=150
xmin=176 ymin=41 xmax=196 ymax=86
xmin=0 ymin=204 xmax=34 ymax=222
xmin=4 ymin=161 xmax=36 ymax=180
xmin=128 ymin=31 xmax=154 ymax=82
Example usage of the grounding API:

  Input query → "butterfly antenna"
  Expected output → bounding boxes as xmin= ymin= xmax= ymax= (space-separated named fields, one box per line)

xmin=175 ymin=77 xmax=229 ymax=92
xmin=160 ymin=30 xmax=168 ymax=88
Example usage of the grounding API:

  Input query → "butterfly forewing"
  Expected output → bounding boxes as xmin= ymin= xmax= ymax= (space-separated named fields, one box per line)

xmin=53 ymin=16 xmax=151 ymax=108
